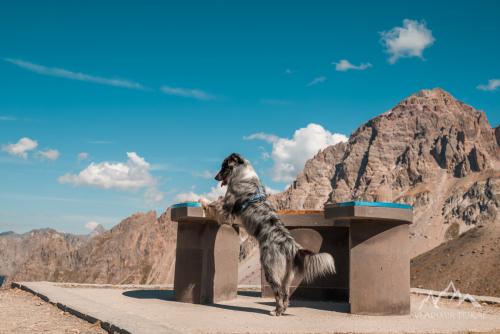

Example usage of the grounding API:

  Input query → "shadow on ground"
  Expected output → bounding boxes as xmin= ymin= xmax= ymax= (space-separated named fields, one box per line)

xmin=122 ymin=289 xmax=349 ymax=315
xmin=208 ymin=303 xmax=273 ymax=315
xmin=237 ymin=290 xmax=261 ymax=297
xmin=257 ymin=301 xmax=350 ymax=313
xmin=122 ymin=289 xmax=174 ymax=301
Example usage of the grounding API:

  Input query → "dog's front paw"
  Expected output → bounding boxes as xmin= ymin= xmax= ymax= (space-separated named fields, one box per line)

xmin=269 ymin=309 xmax=284 ymax=316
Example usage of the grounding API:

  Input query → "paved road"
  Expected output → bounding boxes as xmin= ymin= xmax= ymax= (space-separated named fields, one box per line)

xmin=13 ymin=282 xmax=500 ymax=334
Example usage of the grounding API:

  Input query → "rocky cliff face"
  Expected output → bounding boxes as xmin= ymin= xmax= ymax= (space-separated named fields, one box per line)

xmin=0 ymin=229 xmax=87 ymax=283
xmin=271 ymin=143 xmax=346 ymax=210
xmin=8 ymin=210 xmax=178 ymax=285
xmin=272 ymin=88 xmax=499 ymax=256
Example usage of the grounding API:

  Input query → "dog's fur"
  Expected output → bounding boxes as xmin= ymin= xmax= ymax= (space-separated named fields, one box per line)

xmin=204 ymin=153 xmax=335 ymax=316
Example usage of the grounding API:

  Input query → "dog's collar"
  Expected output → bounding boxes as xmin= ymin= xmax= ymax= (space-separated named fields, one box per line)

xmin=240 ymin=186 xmax=266 ymax=211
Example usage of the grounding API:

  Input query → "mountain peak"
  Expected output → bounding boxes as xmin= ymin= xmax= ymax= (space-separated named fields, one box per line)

xmin=88 ymin=224 xmax=106 ymax=238
xmin=414 ymin=87 xmax=454 ymax=99
xmin=383 ymin=88 xmax=484 ymax=121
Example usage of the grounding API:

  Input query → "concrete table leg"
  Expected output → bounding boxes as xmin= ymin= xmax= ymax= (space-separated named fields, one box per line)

xmin=174 ymin=222 xmax=239 ymax=304
xmin=349 ymin=221 xmax=410 ymax=315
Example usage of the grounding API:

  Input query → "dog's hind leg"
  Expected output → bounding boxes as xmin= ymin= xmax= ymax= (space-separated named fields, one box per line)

xmin=262 ymin=262 xmax=285 ymax=316
xmin=281 ymin=259 xmax=295 ymax=313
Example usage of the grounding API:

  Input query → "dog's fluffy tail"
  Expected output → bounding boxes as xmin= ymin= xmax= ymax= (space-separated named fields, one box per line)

xmin=294 ymin=249 xmax=336 ymax=283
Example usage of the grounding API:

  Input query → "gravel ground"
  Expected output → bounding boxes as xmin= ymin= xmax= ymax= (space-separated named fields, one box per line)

xmin=0 ymin=288 xmax=106 ymax=334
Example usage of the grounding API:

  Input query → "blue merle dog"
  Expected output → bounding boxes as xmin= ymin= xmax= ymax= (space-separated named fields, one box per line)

xmin=212 ymin=153 xmax=335 ymax=316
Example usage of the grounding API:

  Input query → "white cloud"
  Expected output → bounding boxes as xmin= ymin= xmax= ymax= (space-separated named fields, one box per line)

xmin=59 ymin=152 xmax=156 ymax=191
xmin=243 ymin=132 xmax=279 ymax=144
xmin=380 ymin=19 xmax=435 ymax=64
xmin=265 ymin=186 xmax=280 ymax=194
xmin=174 ymin=192 xmax=200 ymax=202
xmin=333 ymin=59 xmax=372 ymax=72
xmin=307 ymin=76 xmax=326 ymax=87
xmin=2 ymin=137 xmax=38 ymax=159
xmin=85 ymin=221 xmax=100 ymax=231
xmin=59 ymin=152 xmax=164 ymax=204
xmin=246 ymin=124 xmax=348 ymax=183
xmin=174 ymin=183 xmax=227 ymax=203
xmin=0 ymin=116 xmax=16 ymax=121
xmin=160 ymin=86 xmax=215 ymax=100
xmin=37 ymin=149 xmax=60 ymax=161
xmin=77 ymin=152 xmax=89 ymax=161
xmin=477 ymin=79 xmax=500 ymax=91
xmin=5 ymin=58 xmax=147 ymax=90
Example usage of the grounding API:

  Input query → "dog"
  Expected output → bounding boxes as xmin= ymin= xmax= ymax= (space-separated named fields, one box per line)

xmin=205 ymin=153 xmax=335 ymax=316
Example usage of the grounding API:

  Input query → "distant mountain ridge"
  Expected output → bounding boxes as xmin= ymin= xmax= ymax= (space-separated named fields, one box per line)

xmin=2 ymin=211 xmax=178 ymax=285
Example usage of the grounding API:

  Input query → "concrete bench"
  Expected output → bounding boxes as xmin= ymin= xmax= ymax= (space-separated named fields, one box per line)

xmin=325 ymin=201 xmax=413 ymax=315
xmin=170 ymin=202 xmax=239 ymax=304
xmin=170 ymin=201 xmax=412 ymax=315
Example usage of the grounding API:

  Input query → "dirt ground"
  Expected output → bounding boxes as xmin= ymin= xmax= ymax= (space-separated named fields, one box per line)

xmin=0 ymin=288 xmax=106 ymax=334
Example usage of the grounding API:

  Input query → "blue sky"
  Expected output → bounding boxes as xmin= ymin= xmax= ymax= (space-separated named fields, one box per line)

xmin=1 ymin=0 xmax=499 ymax=233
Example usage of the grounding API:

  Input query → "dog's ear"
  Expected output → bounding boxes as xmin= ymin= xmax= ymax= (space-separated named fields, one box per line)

xmin=228 ymin=153 xmax=245 ymax=165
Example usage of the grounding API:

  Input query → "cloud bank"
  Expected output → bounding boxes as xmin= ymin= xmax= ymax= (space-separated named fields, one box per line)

xmin=2 ymin=137 xmax=38 ymax=159
xmin=477 ymin=79 xmax=500 ymax=91
xmin=174 ymin=183 xmax=227 ymax=203
xmin=380 ymin=19 xmax=435 ymax=64
xmin=59 ymin=152 xmax=164 ymax=204
xmin=37 ymin=149 xmax=60 ymax=161
xmin=246 ymin=123 xmax=348 ymax=183
xmin=85 ymin=221 xmax=100 ymax=231
xmin=5 ymin=58 xmax=146 ymax=90
xmin=307 ymin=76 xmax=327 ymax=87
xmin=161 ymin=86 xmax=215 ymax=100
xmin=334 ymin=59 xmax=372 ymax=71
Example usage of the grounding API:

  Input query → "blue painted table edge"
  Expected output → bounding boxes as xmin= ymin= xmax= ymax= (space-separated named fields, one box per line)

xmin=171 ymin=201 xmax=202 ymax=209
xmin=333 ymin=201 xmax=412 ymax=210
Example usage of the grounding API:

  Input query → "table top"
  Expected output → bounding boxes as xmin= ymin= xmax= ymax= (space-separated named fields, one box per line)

xmin=170 ymin=201 xmax=412 ymax=226
xmin=170 ymin=206 xmax=339 ymax=227
xmin=325 ymin=202 xmax=412 ymax=224
xmin=332 ymin=201 xmax=412 ymax=210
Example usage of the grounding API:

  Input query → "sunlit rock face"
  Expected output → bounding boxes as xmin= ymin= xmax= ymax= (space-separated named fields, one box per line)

xmin=271 ymin=88 xmax=499 ymax=256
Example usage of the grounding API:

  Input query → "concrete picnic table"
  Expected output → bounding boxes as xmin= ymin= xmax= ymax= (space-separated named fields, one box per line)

xmin=170 ymin=201 xmax=413 ymax=315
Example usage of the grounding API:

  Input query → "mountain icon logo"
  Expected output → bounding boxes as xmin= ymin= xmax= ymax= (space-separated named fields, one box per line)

xmin=418 ymin=281 xmax=482 ymax=310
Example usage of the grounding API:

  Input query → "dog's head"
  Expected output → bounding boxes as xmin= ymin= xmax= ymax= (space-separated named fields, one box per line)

xmin=215 ymin=153 xmax=246 ymax=187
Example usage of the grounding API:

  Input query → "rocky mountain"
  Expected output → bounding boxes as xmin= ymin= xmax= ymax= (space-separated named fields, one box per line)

xmin=10 ymin=210 xmax=178 ymax=285
xmin=272 ymin=88 xmax=499 ymax=256
xmin=271 ymin=143 xmax=346 ymax=210
xmin=0 ymin=229 xmax=87 ymax=284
